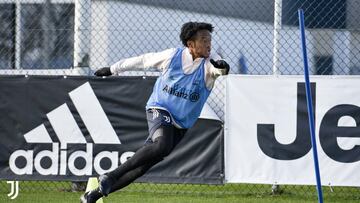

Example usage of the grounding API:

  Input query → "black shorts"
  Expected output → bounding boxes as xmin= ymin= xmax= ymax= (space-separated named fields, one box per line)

xmin=145 ymin=108 xmax=187 ymax=144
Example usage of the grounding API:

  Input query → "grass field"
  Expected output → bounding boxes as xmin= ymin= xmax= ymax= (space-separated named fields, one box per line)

xmin=1 ymin=181 xmax=359 ymax=202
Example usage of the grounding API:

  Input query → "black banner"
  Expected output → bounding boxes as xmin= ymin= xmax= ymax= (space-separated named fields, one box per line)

xmin=0 ymin=75 xmax=223 ymax=184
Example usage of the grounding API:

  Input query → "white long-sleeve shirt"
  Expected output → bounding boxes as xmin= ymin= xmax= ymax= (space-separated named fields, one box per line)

xmin=110 ymin=47 xmax=227 ymax=90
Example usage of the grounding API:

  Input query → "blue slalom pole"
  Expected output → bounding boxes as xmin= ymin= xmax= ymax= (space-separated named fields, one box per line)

xmin=298 ymin=9 xmax=323 ymax=203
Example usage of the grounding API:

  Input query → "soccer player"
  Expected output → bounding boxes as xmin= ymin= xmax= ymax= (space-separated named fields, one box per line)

xmin=81 ymin=21 xmax=229 ymax=203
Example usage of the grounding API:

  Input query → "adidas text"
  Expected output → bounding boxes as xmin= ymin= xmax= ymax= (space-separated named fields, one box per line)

xmin=9 ymin=143 xmax=134 ymax=176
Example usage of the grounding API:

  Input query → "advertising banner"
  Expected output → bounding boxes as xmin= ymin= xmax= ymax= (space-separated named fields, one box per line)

xmin=0 ymin=76 xmax=223 ymax=184
xmin=225 ymin=75 xmax=360 ymax=186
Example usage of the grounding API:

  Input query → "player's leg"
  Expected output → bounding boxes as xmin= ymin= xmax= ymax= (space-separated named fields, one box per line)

xmin=102 ymin=109 xmax=176 ymax=182
xmin=99 ymin=125 xmax=175 ymax=195
xmin=80 ymin=109 xmax=185 ymax=203
xmin=80 ymin=126 xmax=175 ymax=203
xmin=107 ymin=126 xmax=187 ymax=193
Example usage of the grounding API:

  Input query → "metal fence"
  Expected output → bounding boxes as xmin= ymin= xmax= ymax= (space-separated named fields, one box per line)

xmin=0 ymin=0 xmax=359 ymax=75
xmin=0 ymin=0 xmax=360 ymax=201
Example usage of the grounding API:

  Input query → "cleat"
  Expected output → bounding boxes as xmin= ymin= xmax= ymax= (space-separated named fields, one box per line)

xmin=99 ymin=174 xmax=112 ymax=197
xmin=80 ymin=191 xmax=91 ymax=203
xmin=80 ymin=190 xmax=100 ymax=203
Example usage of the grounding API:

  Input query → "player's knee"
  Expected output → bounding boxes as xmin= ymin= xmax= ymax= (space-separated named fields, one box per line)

xmin=154 ymin=142 xmax=172 ymax=158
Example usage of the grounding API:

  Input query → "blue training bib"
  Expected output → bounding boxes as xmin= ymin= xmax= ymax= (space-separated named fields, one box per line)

xmin=146 ymin=48 xmax=211 ymax=128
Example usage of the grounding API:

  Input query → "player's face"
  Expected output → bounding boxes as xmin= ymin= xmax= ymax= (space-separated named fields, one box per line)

xmin=188 ymin=30 xmax=212 ymax=59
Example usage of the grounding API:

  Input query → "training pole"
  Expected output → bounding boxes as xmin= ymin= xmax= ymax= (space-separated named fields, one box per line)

xmin=298 ymin=9 xmax=323 ymax=203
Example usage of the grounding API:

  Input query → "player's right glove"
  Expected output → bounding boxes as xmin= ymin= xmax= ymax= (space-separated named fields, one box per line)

xmin=94 ymin=67 xmax=112 ymax=76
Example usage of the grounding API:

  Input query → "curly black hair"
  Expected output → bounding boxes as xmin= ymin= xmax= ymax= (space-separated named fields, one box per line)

xmin=180 ymin=22 xmax=214 ymax=47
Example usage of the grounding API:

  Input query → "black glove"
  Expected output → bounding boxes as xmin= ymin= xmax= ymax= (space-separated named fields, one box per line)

xmin=210 ymin=59 xmax=230 ymax=75
xmin=94 ymin=67 xmax=112 ymax=76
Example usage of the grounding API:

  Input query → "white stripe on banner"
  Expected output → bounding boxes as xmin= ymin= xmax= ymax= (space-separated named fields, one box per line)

xmin=47 ymin=103 xmax=86 ymax=149
xmin=24 ymin=124 xmax=52 ymax=143
xmin=69 ymin=82 xmax=120 ymax=144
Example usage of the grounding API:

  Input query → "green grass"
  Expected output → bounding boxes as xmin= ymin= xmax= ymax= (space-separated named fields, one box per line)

xmin=1 ymin=181 xmax=359 ymax=203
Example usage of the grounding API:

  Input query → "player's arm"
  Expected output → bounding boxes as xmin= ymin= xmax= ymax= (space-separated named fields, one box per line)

xmin=94 ymin=48 xmax=176 ymax=76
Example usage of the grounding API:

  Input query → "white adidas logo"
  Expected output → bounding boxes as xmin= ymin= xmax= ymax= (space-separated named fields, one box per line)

xmin=9 ymin=82 xmax=134 ymax=176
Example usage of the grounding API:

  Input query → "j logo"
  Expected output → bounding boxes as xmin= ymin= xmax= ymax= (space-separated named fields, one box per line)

xmin=7 ymin=181 xmax=19 ymax=199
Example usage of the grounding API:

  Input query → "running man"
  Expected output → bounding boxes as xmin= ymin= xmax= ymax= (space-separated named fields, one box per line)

xmin=81 ymin=21 xmax=229 ymax=203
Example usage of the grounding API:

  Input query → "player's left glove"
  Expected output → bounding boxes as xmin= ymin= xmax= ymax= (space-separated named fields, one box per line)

xmin=210 ymin=59 xmax=230 ymax=75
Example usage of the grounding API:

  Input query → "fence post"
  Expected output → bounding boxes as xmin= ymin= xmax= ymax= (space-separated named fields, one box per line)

xmin=14 ymin=0 xmax=21 ymax=69
xmin=272 ymin=0 xmax=282 ymax=75
xmin=74 ymin=0 xmax=91 ymax=69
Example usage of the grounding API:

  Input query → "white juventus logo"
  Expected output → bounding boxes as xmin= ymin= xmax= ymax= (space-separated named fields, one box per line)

xmin=7 ymin=181 xmax=19 ymax=199
xmin=163 ymin=116 xmax=171 ymax=123
xmin=9 ymin=82 xmax=134 ymax=176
